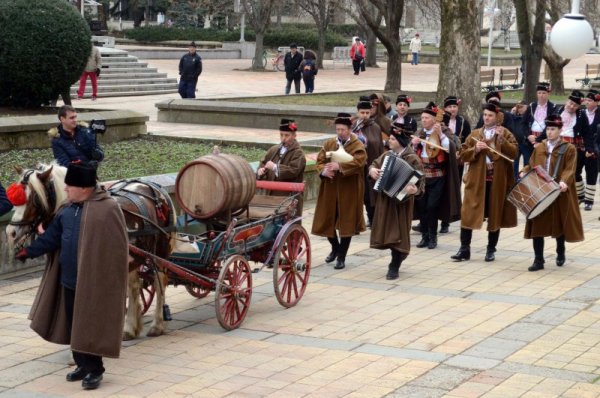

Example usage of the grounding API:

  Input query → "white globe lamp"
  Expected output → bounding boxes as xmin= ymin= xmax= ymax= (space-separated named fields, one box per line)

xmin=550 ymin=1 xmax=594 ymax=59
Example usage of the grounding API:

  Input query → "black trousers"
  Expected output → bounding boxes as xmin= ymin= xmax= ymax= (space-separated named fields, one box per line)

xmin=460 ymin=228 xmax=500 ymax=251
xmin=390 ymin=249 xmax=408 ymax=268
xmin=63 ymin=287 xmax=104 ymax=375
xmin=418 ymin=176 xmax=445 ymax=239
xmin=575 ymin=151 xmax=598 ymax=204
xmin=352 ymin=59 xmax=362 ymax=74
xmin=364 ymin=171 xmax=375 ymax=224
xmin=532 ymin=235 xmax=565 ymax=261
xmin=328 ymin=235 xmax=352 ymax=261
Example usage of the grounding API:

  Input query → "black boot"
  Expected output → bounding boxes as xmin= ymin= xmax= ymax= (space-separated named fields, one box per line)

xmin=334 ymin=258 xmax=346 ymax=269
xmin=416 ymin=233 xmax=429 ymax=248
xmin=386 ymin=250 xmax=404 ymax=280
xmin=439 ymin=222 xmax=449 ymax=234
xmin=528 ymin=259 xmax=545 ymax=272
xmin=485 ymin=230 xmax=499 ymax=262
xmin=326 ymin=237 xmax=339 ymax=264
xmin=451 ymin=246 xmax=471 ymax=262
xmin=325 ymin=251 xmax=337 ymax=263
xmin=428 ymin=234 xmax=437 ymax=249
xmin=556 ymin=236 xmax=566 ymax=266
xmin=412 ymin=223 xmax=422 ymax=233
xmin=556 ymin=253 xmax=566 ymax=267
xmin=334 ymin=237 xmax=351 ymax=269
xmin=484 ymin=249 xmax=496 ymax=262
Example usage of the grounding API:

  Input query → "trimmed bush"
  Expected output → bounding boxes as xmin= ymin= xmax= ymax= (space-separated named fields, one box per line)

xmin=0 ymin=0 xmax=91 ymax=107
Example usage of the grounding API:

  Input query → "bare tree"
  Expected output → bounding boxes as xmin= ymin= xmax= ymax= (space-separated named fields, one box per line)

xmin=514 ymin=0 xmax=546 ymax=102
xmin=356 ymin=0 xmax=405 ymax=91
xmin=241 ymin=0 xmax=277 ymax=70
xmin=498 ymin=0 xmax=516 ymax=51
xmin=543 ymin=0 xmax=570 ymax=94
xmin=295 ymin=0 xmax=341 ymax=69
xmin=437 ymin=0 xmax=482 ymax=125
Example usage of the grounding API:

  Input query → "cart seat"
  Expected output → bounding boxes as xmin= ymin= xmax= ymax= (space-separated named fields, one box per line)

xmin=247 ymin=194 xmax=294 ymax=219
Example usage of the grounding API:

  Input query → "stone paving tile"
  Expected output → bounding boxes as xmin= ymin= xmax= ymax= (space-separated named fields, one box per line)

xmin=410 ymin=365 xmax=478 ymax=391
xmin=462 ymin=337 xmax=527 ymax=360
xmin=468 ymin=292 xmax=548 ymax=306
xmin=354 ymin=343 xmax=450 ymax=362
xmin=388 ymin=385 xmax=448 ymax=398
xmin=494 ymin=322 xmax=553 ymax=342
xmin=495 ymin=361 xmax=595 ymax=383
xmin=523 ymin=307 xmax=579 ymax=326
xmin=0 ymin=361 xmax=64 ymax=388
xmin=265 ymin=333 xmax=362 ymax=351
xmin=443 ymin=355 xmax=501 ymax=370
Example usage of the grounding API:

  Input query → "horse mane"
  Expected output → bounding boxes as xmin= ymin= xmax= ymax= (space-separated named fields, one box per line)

xmin=27 ymin=162 xmax=68 ymax=213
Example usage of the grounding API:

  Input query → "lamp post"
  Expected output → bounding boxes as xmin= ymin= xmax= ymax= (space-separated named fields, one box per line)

xmin=550 ymin=0 xmax=593 ymax=59
xmin=485 ymin=0 xmax=500 ymax=68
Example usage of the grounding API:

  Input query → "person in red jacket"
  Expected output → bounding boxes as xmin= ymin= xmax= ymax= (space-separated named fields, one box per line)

xmin=350 ymin=37 xmax=366 ymax=76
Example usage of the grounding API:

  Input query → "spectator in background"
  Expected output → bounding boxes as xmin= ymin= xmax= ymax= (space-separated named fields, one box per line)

xmin=350 ymin=37 xmax=366 ymax=76
xmin=284 ymin=43 xmax=303 ymax=95
xmin=384 ymin=95 xmax=397 ymax=119
xmin=48 ymin=105 xmax=104 ymax=167
xmin=299 ymin=50 xmax=318 ymax=93
xmin=511 ymin=101 xmax=531 ymax=179
xmin=77 ymin=45 xmax=102 ymax=101
xmin=0 ymin=182 xmax=13 ymax=217
xmin=409 ymin=33 xmax=422 ymax=65
xmin=178 ymin=42 xmax=202 ymax=99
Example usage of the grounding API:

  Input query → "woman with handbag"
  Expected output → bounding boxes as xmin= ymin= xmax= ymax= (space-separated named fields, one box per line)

xmin=350 ymin=37 xmax=366 ymax=76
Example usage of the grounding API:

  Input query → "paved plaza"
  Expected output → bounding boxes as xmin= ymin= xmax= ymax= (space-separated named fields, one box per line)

xmin=2 ymin=55 xmax=600 ymax=397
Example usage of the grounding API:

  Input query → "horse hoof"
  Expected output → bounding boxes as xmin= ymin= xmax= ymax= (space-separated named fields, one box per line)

xmin=122 ymin=331 xmax=136 ymax=341
xmin=146 ymin=327 xmax=164 ymax=337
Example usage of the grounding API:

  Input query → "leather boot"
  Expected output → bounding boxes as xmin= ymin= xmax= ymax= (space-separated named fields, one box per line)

xmin=451 ymin=246 xmax=470 ymax=262
xmin=325 ymin=251 xmax=337 ymax=263
xmin=556 ymin=253 xmax=566 ymax=267
xmin=484 ymin=248 xmax=496 ymax=262
xmin=528 ymin=259 xmax=545 ymax=272
xmin=334 ymin=258 xmax=345 ymax=270
xmin=386 ymin=263 xmax=400 ymax=280
xmin=416 ymin=233 xmax=429 ymax=248
xmin=427 ymin=235 xmax=437 ymax=249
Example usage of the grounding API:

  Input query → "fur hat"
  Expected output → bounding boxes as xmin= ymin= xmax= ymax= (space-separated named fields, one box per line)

xmin=334 ymin=112 xmax=353 ymax=127
xmin=389 ymin=120 xmax=415 ymax=147
xmin=568 ymin=90 xmax=584 ymax=105
xmin=396 ymin=94 xmax=411 ymax=106
xmin=422 ymin=101 xmax=439 ymax=117
xmin=444 ymin=96 xmax=461 ymax=108
xmin=586 ymin=90 xmax=600 ymax=102
xmin=279 ymin=118 xmax=297 ymax=132
xmin=65 ymin=162 xmax=97 ymax=188
xmin=357 ymin=100 xmax=372 ymax=110
xmin=536 ymin=82 xmax=551 ymax=92
xmin=545 ymin=114 xmax=563 ymax=128
xmin=485 ymin=91 xmax=502 ymax=103
xmin=482 ymin=102 xmax=504 ymax=125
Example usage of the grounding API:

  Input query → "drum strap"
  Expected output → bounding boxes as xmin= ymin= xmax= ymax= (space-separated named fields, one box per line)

xmin=552 ymin=144 xmax=569 ymax=180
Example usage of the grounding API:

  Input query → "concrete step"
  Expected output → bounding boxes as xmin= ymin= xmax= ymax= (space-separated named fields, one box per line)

xmin=94 ymin=72 xmax=169 ymax=80
xmin=72 ymin=77 xmax=177 ymax=86
xmin=100 ymin=55 xmax=138 ymax=63
xmin=100 ymin=67 xmax=159 ymax=74
xmin=73 ymin=88 xmax=179 ymax=99
xmin=101 ymin=61 xmax=149 ymax=68
xmin=71 ymin=83 xmax=178 ymax=94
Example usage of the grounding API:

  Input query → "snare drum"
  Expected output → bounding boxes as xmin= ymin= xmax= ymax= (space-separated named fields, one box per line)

xmin=507 ymin=166 xmax=560 ymax=219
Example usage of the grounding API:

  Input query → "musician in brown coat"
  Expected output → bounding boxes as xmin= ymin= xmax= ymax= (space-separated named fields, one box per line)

xmin=353 ymin=98 xmax=384 ymax=226
xmin=312 ymin=112 xmax=367 ymax=270
xmin=521 ymin=115 xmax=584 ymax=271
xmin=257 ymin=118 xmax=306 ymax=214
xmin=369 ymin=121 xmax=424 ymax=280
xmin=451 ymin=103 xmax=518 ymax=263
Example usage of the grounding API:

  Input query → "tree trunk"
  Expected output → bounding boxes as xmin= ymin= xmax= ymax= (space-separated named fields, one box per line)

xmin=543 ymin=46 xmax=569 ymax=94
xmin=366 ymin=27 xmax=378 ymax=67
xmin=252 ymin=32 xmax=266 ymax=70
xmin=514 ymin=0 xmax=545 ymax=103
xmin=317 ymin=26 xmax=326 ymax=69
xmin=437 ymin=0 xmax=481 ymax=125
xmin=145 ymin=2 xmax=150 ymax=27
xmin=384 ymin=45 xmax=402 ymax=91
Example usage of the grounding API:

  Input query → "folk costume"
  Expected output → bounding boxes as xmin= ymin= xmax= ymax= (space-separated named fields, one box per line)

xmin=20 ymin=163 xmax=128 ymax=389
xmin=312 ymin=113 xmax=367 ymax=270
xmin=522 ymin=115 xmax=584 ymax=271
xmin=525 ymin=83 xmax=557 ymax=145
xmin=370 ymin=121 xmax=424 ymax=280
xmin=451 ymin=103 xmax=518 ymax=263
xmin=578 ymin=90 xmax=600 ymax=210
xmin=555 ymin=90 xmax=595 ymax=207
xmin=369 ymin=93 xmax=392 ymax=135
xmin=475 ymin=91 xmax=515 ymax=134
xmin=353 ymin=99 xmax=384 ymax=225
xmin=413 ymin=102 xmax=461 ymax=249
xmin=391 ymin=94 xmax=418 ymax=132
xmin=258 ymin=118 xmax=306 ymax=214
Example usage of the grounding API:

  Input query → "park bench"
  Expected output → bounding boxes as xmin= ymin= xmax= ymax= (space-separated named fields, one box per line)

xmin=277 ymin=46 xmax=305 ymax=55
xmin=575 ymin=64 xmax=600 ymax=88
xmin=496 ymin=68 xmax=522 ymax=90
xmin=480 ymin=69 xmax=496 ymax=92
xmin=332 ymin=46 xmax=351 ymax=68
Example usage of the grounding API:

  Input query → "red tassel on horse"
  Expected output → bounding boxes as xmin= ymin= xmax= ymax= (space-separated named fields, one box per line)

xmin=6 ymin=183 xmax=27 ymax=206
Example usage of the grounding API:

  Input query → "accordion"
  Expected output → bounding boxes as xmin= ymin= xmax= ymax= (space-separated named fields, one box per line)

xmin=374 ymin=154 xmax=423 ymax=202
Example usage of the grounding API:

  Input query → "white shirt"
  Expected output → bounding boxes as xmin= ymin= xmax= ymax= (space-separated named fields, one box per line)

xmin=559 ymin=110 xmax=576 ymax=138
xmin=420 ymin=128 xmax=450 ymax=159
xmin=531 ymin=103 xmax=548 ymax=132
xmin=484 ymin=127 xmax=496 ymax=164
xmin=546 ymin=139 xmax=560 ymax=172
xmin=586 ymin=107 xmax=597 ymax=124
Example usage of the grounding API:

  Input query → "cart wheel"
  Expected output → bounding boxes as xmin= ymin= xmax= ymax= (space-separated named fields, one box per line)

xmin=273 ymin=224 xmax=311 ymax=308
xmin=185 ymin=285 xmax=210 ymax=299
xmin=215 ymin=255 xmax=252 ymax=330
xmin=139 ymin=265 xmax=156 ymax=315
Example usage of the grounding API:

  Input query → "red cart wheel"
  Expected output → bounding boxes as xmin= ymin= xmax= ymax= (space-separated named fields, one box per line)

xmin=185 ymin=285 xmax=210 ymax=299
xmin=215 ymin=255 xmax=252 ymax=330
xmin=273 ymin=224 xmax=311 ymax=308
xmin=139 ymin=265 xmax=156 ymax=315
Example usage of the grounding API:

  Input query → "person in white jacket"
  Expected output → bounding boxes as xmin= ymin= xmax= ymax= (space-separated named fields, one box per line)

xmin=409 ymin=33 xmax=422 ymax=65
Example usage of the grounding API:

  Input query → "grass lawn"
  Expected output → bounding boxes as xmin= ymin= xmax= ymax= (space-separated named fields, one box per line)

xmin=0 ymin=136 xmax=265 ymax=184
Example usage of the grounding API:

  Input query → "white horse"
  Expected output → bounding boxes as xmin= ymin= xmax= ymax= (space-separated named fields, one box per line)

xmin=6 ymin=163 xmax=174 ymax=340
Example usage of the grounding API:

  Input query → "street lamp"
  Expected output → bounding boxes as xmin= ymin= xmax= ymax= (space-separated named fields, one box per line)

xmin=550 ymin=0 xmax=593 ymax=59
xmin=484 ymin=1 xmax=500 ymax=68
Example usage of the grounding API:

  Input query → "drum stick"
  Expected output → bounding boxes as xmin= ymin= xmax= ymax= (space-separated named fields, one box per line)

xmin=415 ymin=137 xmax=449 ymax=153
xmin=470 ymin=136 xmax=513 ymax=163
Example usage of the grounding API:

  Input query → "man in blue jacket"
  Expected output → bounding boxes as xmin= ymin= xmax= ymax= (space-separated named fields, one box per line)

xmin=178 ymin=41 xmax=202 ymax=99
xmin=48 ymin=106 xmax=104 ymax=168
xmin=0 ymin=182 xmax=13 ymax=216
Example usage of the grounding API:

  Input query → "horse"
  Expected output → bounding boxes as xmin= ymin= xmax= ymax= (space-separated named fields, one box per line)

xmin=5 ymin=163 xmax=176 ymax=340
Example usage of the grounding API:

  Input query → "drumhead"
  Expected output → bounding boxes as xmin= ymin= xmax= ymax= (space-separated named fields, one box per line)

xmin=527 ymin=189 xmax=561 ymax=219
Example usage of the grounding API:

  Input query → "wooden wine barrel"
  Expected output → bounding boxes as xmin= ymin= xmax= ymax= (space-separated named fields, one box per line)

xmin=175 ymin=154 xmax=256 ymax=219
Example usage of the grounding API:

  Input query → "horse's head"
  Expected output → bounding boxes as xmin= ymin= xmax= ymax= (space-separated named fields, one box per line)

xmin=6 ymin=163 xmax=68 ymax=249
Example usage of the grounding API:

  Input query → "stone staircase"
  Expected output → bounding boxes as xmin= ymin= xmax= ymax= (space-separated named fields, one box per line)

xmin=71 ymin=47 xmax=178 ymax=98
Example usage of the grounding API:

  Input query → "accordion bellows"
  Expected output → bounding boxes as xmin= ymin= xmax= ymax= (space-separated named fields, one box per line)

xmin=374 ymin=154 xmax=423 ymax=202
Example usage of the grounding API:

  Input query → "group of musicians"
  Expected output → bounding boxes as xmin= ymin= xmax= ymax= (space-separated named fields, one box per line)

xmin=258 ymin=84 xmax=596 ymax=279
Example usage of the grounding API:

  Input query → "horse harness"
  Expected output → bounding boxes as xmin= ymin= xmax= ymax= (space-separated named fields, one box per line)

xmin=108 ymin=179 xmax=174 ymax=238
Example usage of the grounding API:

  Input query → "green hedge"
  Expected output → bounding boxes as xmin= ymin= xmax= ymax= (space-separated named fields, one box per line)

xmin=123 ymin=26 xmax=347 ymax=51
xmin=0 ymin=0 xmax=90 ymax=107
